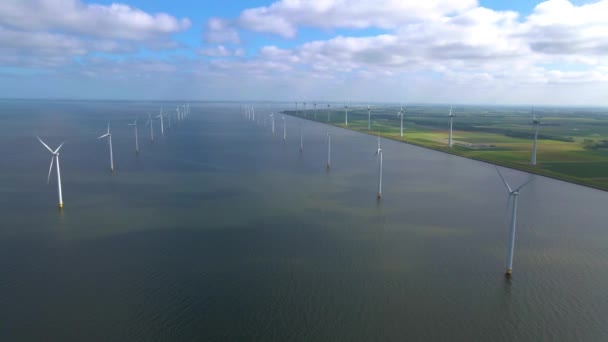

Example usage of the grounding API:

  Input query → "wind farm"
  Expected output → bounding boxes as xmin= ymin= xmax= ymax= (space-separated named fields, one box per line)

xmin=5 ymin=0 xmax=608 ymax=340
xmin=2 ymin=100 xmax=608 ymax=342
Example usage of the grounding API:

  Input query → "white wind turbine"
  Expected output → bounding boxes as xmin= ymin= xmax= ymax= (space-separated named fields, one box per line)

xmin=37 ymin=137 xmax=65 ymax=209
xmin=128 ymin=118 xmax=139 ymax=155
xmin=397 ymin=106 xmax=405 ymax=137
xmin=326 ymin=131 xmax=331 ymax=169
xmin=375 ymin=144 xmax=383 ymax=199
xmin=145 ymin=113 xmax=154 ymax=143
xmin=270 ymin=112 xmax=275 ymax=134
xmin=98 ymin=123 xmax=114 ymax=172
xmin=344 ymin=104 xmax=349 ymax=126
xmin=496 ymin=167 xmax=534 ymax=277
xmin=156 ymin=108 xmax=165 ymax=136
xmin=531 ymin=111 xmax=540 ymax=166
xmin=448 ymin=106 xmax=454 ymax=148
xmin=282 ymin=116 xmax=286 ymax=142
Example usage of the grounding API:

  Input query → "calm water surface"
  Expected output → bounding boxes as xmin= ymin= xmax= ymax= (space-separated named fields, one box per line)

xmin=1 ymin=100 xmax=607 ymax=341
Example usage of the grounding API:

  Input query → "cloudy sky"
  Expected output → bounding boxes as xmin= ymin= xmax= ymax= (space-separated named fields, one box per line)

xmin=1 ymin=0 xmax=607 ymax=105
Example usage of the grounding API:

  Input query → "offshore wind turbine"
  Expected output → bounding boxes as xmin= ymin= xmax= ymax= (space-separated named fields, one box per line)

xmin=376 ymin=146 xmax=383 ymax=199
xmin=531 ymin=112 xmax=540 ymax=165
xmin=270 ymin=112 xmax=275 ymax=134
xmin=156 ymin=108 xmax=165 ymax=136
xmin=128 ymin=118 xmax=139 ymax=154
xmin=448 ymin=106 xmax=454 ymax=148
xmin=326 ymin=131 xmax=331 ymax=169
xmin=397 ymin=106 xmax=405 ymax=137
xmin=367 ymin=105 xmax=372 ymax=130
xmin=282 ymin=116 xmax=286 ymax=142
xmin=146 ymin=113 xmax=154 ymax=143
xmin=496 ymin=167 xmax=533 ymax=277
xmin=299 ymin=125 xmax=303 ymax=152
xmin=37 ymin=137 xmax=65 ymax=209
xmin=98 ymin=123 xmax=114 ymax=172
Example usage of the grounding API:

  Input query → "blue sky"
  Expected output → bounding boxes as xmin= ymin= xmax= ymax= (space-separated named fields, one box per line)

xmin=1 ymin=0 xmax=608 ymax=105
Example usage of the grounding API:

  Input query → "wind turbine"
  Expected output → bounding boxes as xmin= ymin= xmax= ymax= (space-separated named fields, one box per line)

xmin=375 ymin=130 xmax=381 ymax=155
xmin=496 ymin=167 xmax=533 ymax=277
xmin=448 ymin=106 xmax=454 ymax=148
xmin=367 ymin=105 xmax=372 ymax=130
xmin=145 ymin=113 xmax=154 ymax=143
xmin=326 ymin=131 xmax=331 ymax=169
xmin=156 ymin=108 xmax=164 ymax=136
xmin=344 ymin=104 xmax=349 ymax=126
xmin=531 ymin=111 xmax=540 ymax=166
xmin=376 ymin=146 xmax=383 ymax=199
xmin=128 ymin=118 xmax=139 ymax=154
xmin=37 ymin=137 xmax=65 ymax=209
xmin=282 ymin=116 xmax=286 ymax=142
xmin=98 ymin=123 xmax=114 ymax=172
xmin=270 ymin=112 xmax=275 ymax=134
xmin=397 ymin=106 xmax=405 ymax=137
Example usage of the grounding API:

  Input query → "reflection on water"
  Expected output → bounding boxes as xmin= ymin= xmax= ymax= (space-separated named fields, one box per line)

xmin=0 ymin=100 xmax=607 ymax=341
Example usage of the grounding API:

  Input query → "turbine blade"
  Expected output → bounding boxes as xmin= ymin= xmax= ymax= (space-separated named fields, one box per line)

xmin=37 ymin=137 xmax=54 ymax=154
xmin=98 ymin=133 xmax=109 ymax=139
xmin=516 ymin=177 xmax=535 ymax=192
xmin=495 ymin=167 xmax=513 ymax=193
xmin=47 ymin=157 xmax=54 ymax=184
xmin=53 ymin=142 xmax=65 ymax=154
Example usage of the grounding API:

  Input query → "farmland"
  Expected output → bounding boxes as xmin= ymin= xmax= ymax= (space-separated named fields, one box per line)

xmin=283 ymin=104 xmax=608 ymax=190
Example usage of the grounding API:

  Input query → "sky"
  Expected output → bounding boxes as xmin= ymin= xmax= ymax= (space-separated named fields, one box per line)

xmin=1 ymin=0 xmax=607 ymax=105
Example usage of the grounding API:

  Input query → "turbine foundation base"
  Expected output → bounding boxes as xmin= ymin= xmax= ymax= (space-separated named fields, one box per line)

xmin=58 ymin=203 xmax=63 ymax=209
xmin=505 ymin=269 xmax=513 ymax=278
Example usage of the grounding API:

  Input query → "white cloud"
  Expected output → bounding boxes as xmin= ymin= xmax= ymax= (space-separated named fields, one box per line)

xmin=204 ymin=18 xmax=240 ymax=44
xmin=238 ymin=0 xmax=477 ymax=38
xmin=0 ymin=0 xmax=190 ymax=68
xmin=199 ymin=45 xmax=245 ymax=57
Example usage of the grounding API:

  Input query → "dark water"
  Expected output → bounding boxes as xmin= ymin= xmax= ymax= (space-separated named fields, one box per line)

xmin=1 ymin=100 xmax=607 ymax=341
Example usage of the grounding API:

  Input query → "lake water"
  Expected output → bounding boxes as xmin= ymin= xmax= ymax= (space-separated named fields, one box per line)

xmin=1 ymin=100 xmax=607 ymax=341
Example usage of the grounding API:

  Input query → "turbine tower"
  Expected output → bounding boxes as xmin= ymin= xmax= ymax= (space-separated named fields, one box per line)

xmin=300 ymin=126 xmax=303 ymax=152
xmin=98 ymin=123 xmax=114 ymax=172
xmin=448 ymin=106 xmax=454 ymax=148
xmin=326 ymin=132 xmax=331 ymax=169
xmin=37 ymin=137 xmax=65 ymax=209
xmin=531 ymin=114 xmax=540 ymax=165
xmin=156 ymin=108 xmax=164 ymax=136
xmin=344 ymin=104 xmax=348 ymax=126
xmin=397 ymin=106 xmax=405 ymax=137
xmin=376 ymin=147 xmax=383 ymax=199
xmin=368 ymin=105 xmax=372 ymax=130
xmin=496 ymin=167 xmax=533 ymax=277
xmin=282 ymin=116 xmax=286 ymax=142
xmin=270 ymin=112 xmax=275 ymax=134
xmin=128 ymin=118 xmax=139 ymax=155
xmin=145 ymin=113 xmax=154 ymax=143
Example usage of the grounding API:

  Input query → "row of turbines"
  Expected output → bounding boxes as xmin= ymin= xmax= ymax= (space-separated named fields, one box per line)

xmin=288 ymin=103 xmax=536 ymax=278
xmin=295 ymin=103 xmax=542 ymax=166
xmin=36 ymin=104 xmax=191 ymax=209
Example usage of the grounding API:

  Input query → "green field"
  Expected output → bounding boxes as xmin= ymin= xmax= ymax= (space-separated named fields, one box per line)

xmin=283 ymin=105 xmax=608 ymax=190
